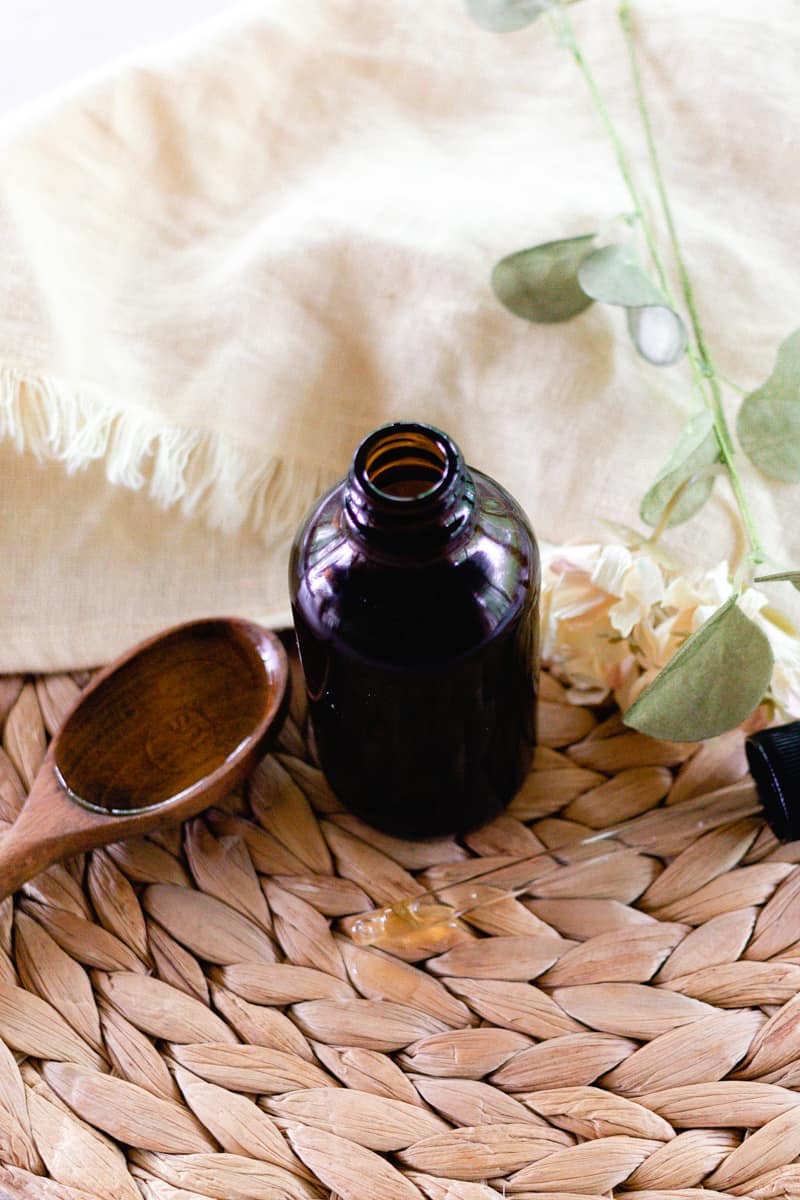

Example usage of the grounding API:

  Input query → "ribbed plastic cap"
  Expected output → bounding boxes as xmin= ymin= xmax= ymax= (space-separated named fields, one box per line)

xmin=746 ymin=721 xmax=800 ymax=842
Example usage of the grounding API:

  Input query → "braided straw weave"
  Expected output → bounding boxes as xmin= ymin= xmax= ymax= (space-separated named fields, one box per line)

xmin=1 ymin=651 xmax=800 ymax=1200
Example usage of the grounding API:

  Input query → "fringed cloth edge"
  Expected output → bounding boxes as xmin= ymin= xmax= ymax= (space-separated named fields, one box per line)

xmin=0 ymin=363 xmax=332 ymax=539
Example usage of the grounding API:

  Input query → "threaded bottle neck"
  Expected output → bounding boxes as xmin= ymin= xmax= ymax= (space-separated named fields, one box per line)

xmin=343 ymin=422 xmax=475 ymax=556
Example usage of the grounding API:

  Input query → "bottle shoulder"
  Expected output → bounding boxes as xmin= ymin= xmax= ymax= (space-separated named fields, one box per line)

xmin=290 ymin=472 xmax=540 ymax=663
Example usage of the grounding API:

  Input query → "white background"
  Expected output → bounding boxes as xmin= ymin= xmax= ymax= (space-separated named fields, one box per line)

xmin=2 ymin=0 xmax=234 ymax=116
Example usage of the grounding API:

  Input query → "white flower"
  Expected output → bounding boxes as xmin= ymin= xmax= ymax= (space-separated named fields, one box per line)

xmin=664 ymin=559 xmax=731 ymax=613
xmin=739 ymin=586 xmax=769 ymax=622
xmin=608 ymin=556 xmax=665 ymax=638
xmin=540 ymin=538 xmax=800 ymax=725
xmin=590 ymin=544 xmax=632 ymax=595
xmin=752 ymin=607 xmax=800 ymax=719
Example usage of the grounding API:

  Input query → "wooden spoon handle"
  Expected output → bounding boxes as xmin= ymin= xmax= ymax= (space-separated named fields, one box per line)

xmin=0 ymin=763 xmax=81 ymax=902
xmin=0 ymin=820 xmax=62 ymax=901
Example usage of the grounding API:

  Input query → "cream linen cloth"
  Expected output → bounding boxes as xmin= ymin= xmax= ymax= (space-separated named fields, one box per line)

xmin=1 ymin=0 xmax=798 ymax=671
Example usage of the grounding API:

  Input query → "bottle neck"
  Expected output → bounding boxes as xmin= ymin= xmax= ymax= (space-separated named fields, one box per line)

xmin=343 ymin=422 xmax=476 ymax=558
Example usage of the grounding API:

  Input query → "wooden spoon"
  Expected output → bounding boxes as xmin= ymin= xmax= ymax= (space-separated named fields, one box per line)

xmin=0 ymin=618 xmax=288 ymax=901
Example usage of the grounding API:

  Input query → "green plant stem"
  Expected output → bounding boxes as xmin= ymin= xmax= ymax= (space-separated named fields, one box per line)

xmin=556 ymin=0 xmax=766 ymax=566
xmin=553 ymin=6 xmax=714 ymax=409
xmin=716 ymin=371 xmax=747 ymax=396
xmin=618 ymin=0 xmax=765 ymax=566
xmin=551 ymin=5 xmax=671 ymax=300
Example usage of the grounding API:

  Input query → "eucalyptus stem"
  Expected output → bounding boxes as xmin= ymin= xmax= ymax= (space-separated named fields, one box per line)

xmin=618 ymin=1 xmax=766 ymax=566
xmin=553 ymin=7 xmax=713 ymax=409
xmin=556 ymin=0 xmax=766 ymax=565
xmin=716 ymin=372 xmax=747 ymax=397
xmin=618 ymin=3 xmax=709 ymax=364
xmin=552 ymin=4 xmax=671 ymax=300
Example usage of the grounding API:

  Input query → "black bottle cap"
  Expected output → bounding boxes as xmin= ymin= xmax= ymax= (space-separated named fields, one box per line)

xmin=746 ymin=720 xmax=800 ymax=842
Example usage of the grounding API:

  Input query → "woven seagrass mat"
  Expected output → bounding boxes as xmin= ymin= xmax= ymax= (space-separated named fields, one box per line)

xmin=1 ymin=643 xmax=800 ymax=1200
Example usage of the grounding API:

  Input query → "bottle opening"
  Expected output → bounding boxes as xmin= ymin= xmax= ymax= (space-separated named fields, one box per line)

xmin=356 ymin=424 xmax=454 ymax=503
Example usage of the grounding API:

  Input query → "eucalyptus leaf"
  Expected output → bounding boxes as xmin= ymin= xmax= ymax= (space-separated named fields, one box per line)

xmin=623 ymin=596 xmax=774 ymax=741
xmin=578 ymin=244 xmax=665 ymax=308
xmin=578 ymin=244 xmax=687 ymax=366
xmin=626 ymin=305 xmax=688 ymax=367
xmin=737 ymin=329 xmax=800 ymax=481
xmin=491 ymin=234 xmax=596 ymax=323
xmin=597 ymin=519 xmax=682 ymax=570
xmin=465 ymin=0 xmax=553 ymax=31
xmin=755 ymin=571 xmax=800 ymax=593
xmin=639 ymin=411 xmax=720 ymax=529
xmin=599 ymin=519 xmax=645 ymax=546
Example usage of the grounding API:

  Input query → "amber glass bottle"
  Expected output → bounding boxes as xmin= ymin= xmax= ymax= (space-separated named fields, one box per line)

xmin=289 ymin=422 xmax=540 ymax=838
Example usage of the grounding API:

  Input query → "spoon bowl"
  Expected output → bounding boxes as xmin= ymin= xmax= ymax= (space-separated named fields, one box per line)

xmin=0 ymin=618 xmax=288 ymax=900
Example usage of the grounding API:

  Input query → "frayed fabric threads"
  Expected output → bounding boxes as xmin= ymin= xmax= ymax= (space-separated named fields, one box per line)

xmin=0 ymin=363 xmax=329 ymax=540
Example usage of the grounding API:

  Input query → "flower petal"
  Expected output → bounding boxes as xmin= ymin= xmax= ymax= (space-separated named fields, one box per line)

xmin=590 ymin=544 xmax=632 ymax=595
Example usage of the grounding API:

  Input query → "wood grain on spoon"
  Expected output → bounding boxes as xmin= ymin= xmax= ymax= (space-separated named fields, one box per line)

xmin=0 ymin=619 xmax=288 ymax=900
